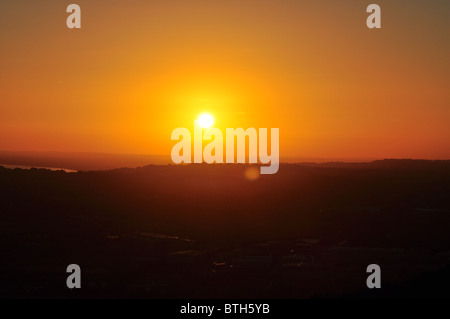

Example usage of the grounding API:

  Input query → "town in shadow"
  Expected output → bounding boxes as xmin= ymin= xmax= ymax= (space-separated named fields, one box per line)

xmin=1 ymin=160 xmax=449 ymax=298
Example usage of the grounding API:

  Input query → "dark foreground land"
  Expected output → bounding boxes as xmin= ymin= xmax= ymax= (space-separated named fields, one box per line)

xmin=1 ymin=160 xmax=450 ymax=298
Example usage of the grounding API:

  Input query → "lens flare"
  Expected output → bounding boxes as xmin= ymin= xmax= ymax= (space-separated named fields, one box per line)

xmin=244 ymin=166 xmax=260 ymax=181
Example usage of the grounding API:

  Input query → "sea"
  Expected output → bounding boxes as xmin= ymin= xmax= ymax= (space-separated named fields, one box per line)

xmin=0 ymin=164 xmax=77 ymax=173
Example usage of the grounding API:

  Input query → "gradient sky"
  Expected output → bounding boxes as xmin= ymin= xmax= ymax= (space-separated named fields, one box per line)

xmin=1 ymin=0 xmax=449 ymax=161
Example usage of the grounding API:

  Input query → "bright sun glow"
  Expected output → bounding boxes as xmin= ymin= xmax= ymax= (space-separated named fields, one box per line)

xmin=197 ymin=113 xmax=214 ymax=128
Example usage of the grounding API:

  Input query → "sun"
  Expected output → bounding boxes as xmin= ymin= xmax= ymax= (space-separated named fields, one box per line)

xmin=197 ymin=113 xmax=214 ymax=128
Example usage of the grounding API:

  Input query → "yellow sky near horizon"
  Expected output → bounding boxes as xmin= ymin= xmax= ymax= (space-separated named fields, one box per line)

xmin=0 ymin=0 xmax=449 ymax=160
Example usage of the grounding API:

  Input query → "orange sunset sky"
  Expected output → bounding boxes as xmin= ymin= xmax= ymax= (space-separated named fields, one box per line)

xmin=0 ymin=0 xmax=449 ymax=161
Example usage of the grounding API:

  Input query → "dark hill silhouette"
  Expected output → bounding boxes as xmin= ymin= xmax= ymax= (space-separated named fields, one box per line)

xmin=0 ymin=160 xmax=449 ymax=298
